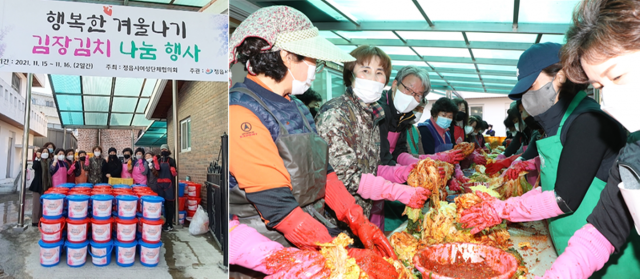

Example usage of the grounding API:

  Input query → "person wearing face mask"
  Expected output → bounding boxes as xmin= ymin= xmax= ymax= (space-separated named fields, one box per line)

xmin=85 ymin=146 xmax=107 ymax=184
xmin=417 ymin=97 xmax=458 ymax=154
xmin=452 ymin=98 xmax=470 ymax=144
xmin=103 ymin=147 xmax=123 ymax=182
xmin=501 ymin=103 xmax=530 ymax=158
xmin=295 ymin=88 xmax=323 ymax=118
xmin=28 ymin=147 xmax=52 ymax=226
xmin=49 ymin=148 xmax=70 ymax=188
xmin=68 ymin=150 xmax=88 ymax=184
xmin=145 ymin=151 xmax=160 ymax=194
xmin=503 ymin=118 xmax=516 ymax=143
xmin=459 ymin=42 xmax=630 ymax=278
xmin=406 ymin=105 xmax=425 ymax=156
xmin=534 ymin=1 xmax=640 ymax=277
xmin=132 ymin=147 xmax=149 ymax=185
xmin=121 ymin=148 xmax=134 ymax=179
xmin=228 ymin=8 xmax=397 ymax=277
xmin=156 ymin=144 xmax=177 ymax=231
xmin=63 ymin=149 xmax=76 ymax=183
xmin=317 ymin=46 xmax=432 ymax=232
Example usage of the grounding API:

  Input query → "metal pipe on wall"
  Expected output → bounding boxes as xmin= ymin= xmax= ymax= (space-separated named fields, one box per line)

xmin=62 ymin=128 xmax=66 ymax=149
xmin=172 ymin=80 xmax=179 ymax=225
xmin=15 ymin=73 xmax=33 ymax=231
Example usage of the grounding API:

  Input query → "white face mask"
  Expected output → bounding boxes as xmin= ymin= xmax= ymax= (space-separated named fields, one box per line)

xmin=66 ymin=155 xmax=74 ymax=161
xmin=413 ymin=112 xmax=423 ymax=124
xmin=41 ymin=153 xmax=49 ymax=159
xmin=464 ymin=126 xmax=474 ymax=135
xmin=146 ymin=158 xmax=153 ymax=163
xmin=94 ymin=151 xmax=101 ymax=157
xmin=602 ymin=86 xmax=640 ymax=132
xmin=136 ymin=155 xmax=143 ymax=160
xmin=353 ymin=77 xmax=385 ymax=104
xmin=393 ymin=88 xmax=419 ymax=113
xmin=289 ymin=61 xmax=316 ymax=95
xmin=57 ymin=155 xmax=65 ymax=161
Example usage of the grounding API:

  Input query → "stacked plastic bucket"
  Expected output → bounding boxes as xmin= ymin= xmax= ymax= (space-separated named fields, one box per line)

xmin=37 ymin=183 xmax=165 ymax=268
xmin=182 ymin=181 xmax=202 ymax=224
xmin=178 ymin=182 xmax=186 ymax=225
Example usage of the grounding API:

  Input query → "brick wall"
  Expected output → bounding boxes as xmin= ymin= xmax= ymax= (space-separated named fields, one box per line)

xmin=77 ymin=129 xmax=142 ymax=154
xmin=167 ymin=81 xmax=228 ymax=205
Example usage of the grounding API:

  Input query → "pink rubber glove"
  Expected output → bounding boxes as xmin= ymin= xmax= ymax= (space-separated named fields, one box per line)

xmin=454 ymin=165 xmax=469 ymax=183
xmin=537 ymin=224 xmax=614 ymax=279
xmin=229 ymin=219 xmax=285 ymax=274
xmin=468 ymin=150 xmax=487 ymax=165
xmin=376 ymin=164 xmax=415 ymax=184
xmin=502 ymin=158 xmax=537 ymax=180
xmin=496 ymin=153 xmax=507 ymax=160
xmin=448 ymin=179 xmax=462 ymax=192
xmin=397 ymin=152 xmax=420 ymax=166
xmin=85 ymin=157 xmax=90 ymax=167
xmin=67 ymin=162 xmax=76 ymax=175
xmin=358 ymin=173 xmax=431 ymax=209
xmin=460 ymin=188 xmax=563 ymax=234
xmin=420 ymin=149 xmax=465 ymax=165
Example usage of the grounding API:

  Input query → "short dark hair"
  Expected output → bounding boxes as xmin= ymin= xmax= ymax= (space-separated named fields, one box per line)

xmin=504 ymin=118 xmax=515 ymax=129
xmin=430 ymin=97 xmax=458 ymax=118
xmin=135 ymin=147 xmax=145 ymax=156
xmin=235 ymin=37 xmax=304 ymax=82
xmin=562 ymin=0 xmax=640 ymax=84
xmin=507 ymin=104 xmax=521 ymax=123
xmin=78 ymin=150 xmax=87 ymax=156
xmin=65 ymin=149 xmax=75 ymax=156
xmin=92 ymin=146 xmax=102 ymax=153
xmin=481 ymin=121 xmax=489 ymax=130
xmin=54 ymin=148 xmax=66 ymax=155
xmin=453 ymin=98 xmax=469 ymax=126
xmin=343 ymin=45 xmax=392 ymax=87
xmin=43 ymin=142 xmax=56 ymax=150
xmin=123 ymin=148 xmax=133 ymax=155
xmin=297 ymin=89 xmax=322 ymax=106
xmin=469 ymin=115 xmax=483 ymax=127
xmin=540 ymin=62 xmax=589 ymax=101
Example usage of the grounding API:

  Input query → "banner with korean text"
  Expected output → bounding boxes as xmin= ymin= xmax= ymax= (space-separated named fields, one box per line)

xmin=0 ymin=0 xmax=228 ymax=81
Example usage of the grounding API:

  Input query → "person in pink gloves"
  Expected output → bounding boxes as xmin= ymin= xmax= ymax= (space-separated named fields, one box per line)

xmin=531 ymin=0 xmax=640 ymax=277
xmin=229 ymin=219 xmax=398 ymax=279
xmin=459 ymin=40 xmax=630 ymax=279
xmin=131 ymin=147 xmax=148 ymax=185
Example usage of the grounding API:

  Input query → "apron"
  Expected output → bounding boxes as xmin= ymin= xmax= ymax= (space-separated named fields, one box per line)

xmin=66 ymin=161 xmax=75 ymax=183
xmin=51 ymin=161 xmax=68 ymax=188
xmin=229 ymin=87 xmax=329 ymax=247
xmin=426 ymin=120 xmax=453 ymax=153
xmin=535 ymin=92 xmax=640 ymax=279
xmin=157 ymin=158 xmax=175 ymax=201
xmin=132 ymin=160 xmax=147 ymax=185
xmin=74 ymin=161 xmax=88 ymax=184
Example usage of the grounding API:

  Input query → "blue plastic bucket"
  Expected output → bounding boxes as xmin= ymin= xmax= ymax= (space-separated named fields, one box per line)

xmin=114 ymin=184 xmax=131 ymax=189
xmin=90 ymin=195 xmax=114 ymax=220
xmin=56 ymin=183 xmax=75 ymax=189
xmin=65 ymin=240 xmax=89 ymax=267
xmin=178 ymin=183 xmax=186 ymax=197
xmin=89 ymin=240 xmax=113 ymax=266
xmin=114 ymin=240 xmax=138 ymax=267
xmin=116 ymin=195 xmax=138 ymax=219
xmin=179 ymin=211 xmax=186 ymax=225
xmin=139 ymin=240 xmax=162 ymax=267
xmin=41 ymin=193 xmax=65 ymax=219
xmin=95 ymin=183 xmax=111 ymax=187
xmin=38 ymin=239 xmax=63 ymax=267
xmin=75 ymin=183 xmax=93 ymax=189
xmin=141 ymin=196 xmax=164 ymax=220
xmin=66 ymin=194 xmax=90 ymax=220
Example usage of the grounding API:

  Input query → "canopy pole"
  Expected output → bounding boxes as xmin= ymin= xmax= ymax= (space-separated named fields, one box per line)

xmin=172 ymin=80 xmax=179 ymax=226
xmin=62 ymin=128 xmax=67 ymax=149
xmin=15 ymin=73 xmax=33 ymax=232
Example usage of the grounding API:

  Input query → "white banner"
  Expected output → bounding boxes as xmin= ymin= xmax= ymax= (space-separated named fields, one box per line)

xmin=0 ymin=0 xmax=228 ymax=81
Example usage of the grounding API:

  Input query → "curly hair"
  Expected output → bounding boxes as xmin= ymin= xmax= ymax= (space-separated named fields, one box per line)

xmin=430 ymin=97 xmax=458 ymax=118
xmin=562 ymin=0 xmax=640 ymax=83
xmin=235 ymin=37 xmax=304 ymax=82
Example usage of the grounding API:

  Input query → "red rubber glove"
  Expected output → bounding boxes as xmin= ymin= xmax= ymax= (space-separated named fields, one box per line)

xmin=348 ymin=248 xmax=399 ymax=279
xmin=503 ymin=158 xmax=537 ymax=180
xmin=428 ymin=149 xmax=465 ymax=165
xmin=469 ymin=150 xmax=487 ymax=165
xmin=324 ymin=173 xmax=397 ymax=260
xmin=448 ymin=178 xmax=462 ymax=192
xmin=485 ymin=154 xmax=519 ymax=175
xmin=153 ymin=156 xmax=160 ymax=170
xmin=67 ymin=162 xmax=76 ymax=175
xmin=273 ymin=207 xmax=333 ymax=251
xmin=170 ymin=167 xmax=177 ymax=176
xmin=459 ymin=191 xmax=502 ymax=234
xmin=453 ymin=165 xmax=469 ymax=183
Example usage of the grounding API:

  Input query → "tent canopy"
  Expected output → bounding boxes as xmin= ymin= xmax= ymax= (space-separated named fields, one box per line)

xmin=135 ymin=120 xmax=167 ymax=146
xmin=50 ymin=75 xmax=158 ymax=128
xmin=239 ymin=0 xmax=579 ymax=94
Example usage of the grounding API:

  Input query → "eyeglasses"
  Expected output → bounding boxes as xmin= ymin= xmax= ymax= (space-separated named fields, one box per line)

xmin=398 ymin=80 xmax=426 ymax=100
xmin=315 ymin=60 xmax=326 ymax=74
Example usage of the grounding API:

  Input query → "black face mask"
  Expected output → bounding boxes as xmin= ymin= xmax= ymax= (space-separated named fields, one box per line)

xmin=109 ymin=154 xmax=117 ymax=159
xmin=124 ymin=154 xmax=130 ymax=159
xmin=79 ymin=156 xmax=86 ymax=161
xmin=524 ymin=117 xmax=543 ymax=131
xmin=456 ymin=111 xmax=466 ymax=121
xmin=161 ymin=151 xmax=169 ymax=157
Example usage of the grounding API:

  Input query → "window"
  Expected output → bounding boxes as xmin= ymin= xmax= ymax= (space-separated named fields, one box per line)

xmin=45 ymin=101 xmax=54 ymax=107
xmin=180 ymin=117 xmax=191 ymax=152
xmin=9 ymin=93 xmax=12 ymax=104
xmin=470 ymin=105 xmax=484 ymax=118
xmin=11 ymin=73 xmax=21 ymax=93
xmin=32 ymin=98 xmax=36 ymax=105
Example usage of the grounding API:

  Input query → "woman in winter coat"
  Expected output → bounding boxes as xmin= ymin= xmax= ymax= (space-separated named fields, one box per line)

xmin=145 ymin=151 xmax=159 ymax=192
xmin=28 ymin=148 xmax=52 ymax=226
xmin=131 ymin=147 xmax=149 ymax=185
xmin=157 ymin=144 xmax=177 ymax=231
xmin=104 ymin=147 xmax=122 ymax=181
xmin=50 ymin=149 xmax=70 ymax=188
xmin=85 ymin=146 xmax=106 ymax=184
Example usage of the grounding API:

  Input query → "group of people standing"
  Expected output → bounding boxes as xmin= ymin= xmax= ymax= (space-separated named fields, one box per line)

xmin=28 ymin=143 xmax=178 ymax=231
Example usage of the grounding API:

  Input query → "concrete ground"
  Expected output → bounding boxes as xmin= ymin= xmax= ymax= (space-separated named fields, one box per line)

xmin=0 ymin=192 xmax=227 ymax=279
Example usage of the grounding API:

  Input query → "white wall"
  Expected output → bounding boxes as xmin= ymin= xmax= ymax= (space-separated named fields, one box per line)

xmin=0 ymin=120 xmax=35 ymax=179
xmin=420 ymin=95 xmax=513 ymax=138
